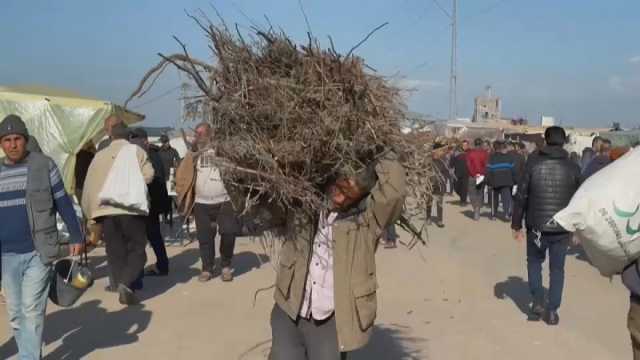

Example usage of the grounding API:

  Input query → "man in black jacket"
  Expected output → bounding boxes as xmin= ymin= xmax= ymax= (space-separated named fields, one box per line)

xmin=487 ymin=141 xmax=516 ymax=221
xmin=508 ymin=142 xmax=526 ymax=185
xmin=511 ymin=126 xmax=581 ymax=326
xmin=130 ymin=128 xmax=171 ymax=277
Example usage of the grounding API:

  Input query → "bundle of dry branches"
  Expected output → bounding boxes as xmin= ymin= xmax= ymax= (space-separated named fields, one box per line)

xmin=126 ymin=12 xmax=434 ymax=239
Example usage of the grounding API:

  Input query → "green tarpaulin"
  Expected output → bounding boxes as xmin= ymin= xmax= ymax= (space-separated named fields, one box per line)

xmin=0 ymin=85 xmax=144 ymax=193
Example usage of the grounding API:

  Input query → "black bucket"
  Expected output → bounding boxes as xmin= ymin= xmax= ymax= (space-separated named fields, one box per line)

xmin=49 ymin=259 xmax=93 ymax=307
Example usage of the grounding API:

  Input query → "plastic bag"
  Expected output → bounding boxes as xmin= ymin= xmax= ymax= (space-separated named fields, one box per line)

xmin=98 ymin=144 xmax=149 ymax=214
xmin=554 ymin=147 xmax=640 ymax=276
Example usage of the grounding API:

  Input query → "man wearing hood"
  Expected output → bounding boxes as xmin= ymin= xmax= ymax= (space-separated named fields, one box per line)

xmin=511 ymin=126 xmax=581 ymax=326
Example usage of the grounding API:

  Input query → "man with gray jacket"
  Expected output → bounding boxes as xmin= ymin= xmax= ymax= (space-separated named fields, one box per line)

xmin=0 ymin=114 xmax=84 ymax=359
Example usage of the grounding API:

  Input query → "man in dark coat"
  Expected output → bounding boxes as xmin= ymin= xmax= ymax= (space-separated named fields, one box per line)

xmin=512 ymin=126 xmax=581 ymax=326
xmin=157 ymin=134 xmax=181 ymax=181
xmin=581 ymin=139 xmax=611 ymax=182
xmin=508 ymin=142 xmax=526 ymax=185
xmin=130 ymin=128 xmax=171 ymax=276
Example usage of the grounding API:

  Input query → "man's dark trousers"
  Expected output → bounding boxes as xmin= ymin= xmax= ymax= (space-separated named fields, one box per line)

xmin=526 ymin=231 xmax=570 ymax=310
xmin=102 ymin=215 xmax=148 ymax=289
xmin=270 ymin=305 xmax=348 ymax=360
xmin=194 ymin=202 xmax=239 ymax=271
xmin=491 ymin=186 xmax=513 ymax=219
xmin=147 ymin=210 xmax=169 ymax=274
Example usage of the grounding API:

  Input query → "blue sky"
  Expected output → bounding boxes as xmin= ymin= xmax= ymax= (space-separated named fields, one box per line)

xmin=1 ymin=0 xmax=638 ymax=128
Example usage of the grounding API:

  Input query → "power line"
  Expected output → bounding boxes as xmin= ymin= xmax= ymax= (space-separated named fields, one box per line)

xmin=430 ymin=0 xmax=452 ymax=19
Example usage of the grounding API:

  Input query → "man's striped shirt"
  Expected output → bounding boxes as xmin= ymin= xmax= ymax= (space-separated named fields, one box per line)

xmin=0 ymin=158 xmax=82 ymax=254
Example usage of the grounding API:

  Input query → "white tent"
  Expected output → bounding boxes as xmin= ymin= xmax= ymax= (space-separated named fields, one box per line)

xmin=0 ymin=85 xmax=144 ymax=192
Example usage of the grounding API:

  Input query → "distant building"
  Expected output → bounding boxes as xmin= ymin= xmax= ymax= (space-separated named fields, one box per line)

xmin=472 ymin=86 xmax=501 ymax=123
xmin=541 ymin=116 xmax=555 ymax=127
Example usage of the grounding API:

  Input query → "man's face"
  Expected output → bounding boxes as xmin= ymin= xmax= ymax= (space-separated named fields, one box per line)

xmin=195 ymin=126 xmax=211 ymax=147
xmin=330 ymin=178 xmax=363 ymax=211
xmin=1 ymin=135 xmax=27 ymax=163
xmin=462 ymin=142 xmax=469 ymax=151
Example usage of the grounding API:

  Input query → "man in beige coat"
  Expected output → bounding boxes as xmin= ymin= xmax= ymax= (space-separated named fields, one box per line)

xmin=82 ymin=123 xmax=154 ymax=305
xmin=270 ymin=154 xmax=406 ymax=359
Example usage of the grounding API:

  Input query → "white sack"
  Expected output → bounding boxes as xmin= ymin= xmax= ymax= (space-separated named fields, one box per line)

xmin=98 ymin=144 xmax=149 ymax=214
xmin=554 ymin=147 xmax=640 ymax=276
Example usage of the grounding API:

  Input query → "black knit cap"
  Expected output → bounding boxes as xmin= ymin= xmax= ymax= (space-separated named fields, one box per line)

xmin=0 ymin=114 xmax=29 ymax=140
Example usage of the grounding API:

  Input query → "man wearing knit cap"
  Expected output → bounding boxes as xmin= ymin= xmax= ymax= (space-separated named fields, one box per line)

xmin=0 ymin=114 xmax=84 ymax=359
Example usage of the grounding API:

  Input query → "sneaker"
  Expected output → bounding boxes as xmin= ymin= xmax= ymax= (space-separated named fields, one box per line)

xmin=436 ymin=222 xmax=445 ymax=228
xmin=221 ymin=267 xmax=234 ymax=282
xmin=198 ymin=271 xmax=213 ymax=282
xmin=118 ymin=284 xmax=140 ymax=306
xmin=0 ymin=290 xmax=5 ymax=305
xmin=543 ymin=310 xmax=560 ymax=326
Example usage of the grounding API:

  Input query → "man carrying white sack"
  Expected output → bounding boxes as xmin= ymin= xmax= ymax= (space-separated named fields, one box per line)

xmin=553 ymin=143 xmax=640 ymax=358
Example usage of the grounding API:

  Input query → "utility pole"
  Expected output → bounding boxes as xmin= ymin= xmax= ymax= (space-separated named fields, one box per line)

xmin=448 ymin=0 xmax=458 ymax=122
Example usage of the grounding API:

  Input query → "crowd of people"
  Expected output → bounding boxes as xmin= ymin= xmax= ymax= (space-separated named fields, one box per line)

xmin=0 ymin=111 xmax=638 ymax=359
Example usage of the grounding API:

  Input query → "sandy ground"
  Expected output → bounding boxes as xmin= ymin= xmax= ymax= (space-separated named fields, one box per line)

xmin=0 ymin=197 xmax=632 ymax=359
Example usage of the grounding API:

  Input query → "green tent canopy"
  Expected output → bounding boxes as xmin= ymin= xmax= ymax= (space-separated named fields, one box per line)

xmin=0 ymin=85 xmax=144 ymax=193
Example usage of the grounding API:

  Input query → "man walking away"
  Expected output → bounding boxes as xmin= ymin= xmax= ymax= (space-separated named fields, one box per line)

xmin=179 ymin=122 xmax=240 ymax=282
xmin=487 ymin=140 xmax=516 ymax=221
xmin=82 ymin=123 xmax=154 ymax=305
xmin=451 ymin=141 xmax=469 ymax=206
xmin=130 ymin=128 xmax=171 ymax=277
xmin=511 ymin=126 xmax=581 ymax=325
xmin=581 ymin=139 xmax=611 ymax=182
xmin=0 ymin=114 xmax=84 ymax=359
xmin=508 ymin=142 xmax=526 ymax=186
xmin=466 ymin=138 xmax=489 ymax=220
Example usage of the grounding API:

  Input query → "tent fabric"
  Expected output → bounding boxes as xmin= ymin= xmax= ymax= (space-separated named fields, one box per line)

xmin=0 ymin=85 xmax=144 ymax=193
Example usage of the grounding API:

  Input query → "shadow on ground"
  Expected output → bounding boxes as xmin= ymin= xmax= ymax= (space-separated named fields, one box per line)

xmin=233 ymin=251 xmax=270 ymax=278
xmin=350 ymin=324 xmax=428 ymax=359
xmin=138 ymin=248 xmax=201 ymax=302
xmin=238 ymin=324 xmax=428 ymax=360
xmin=494 ymin=276 xmax=548 ymax=321
xmin=0 ymin=300 xmax=152 ymax=359
xmin=461 ymin=209 xmax=492 ymax=220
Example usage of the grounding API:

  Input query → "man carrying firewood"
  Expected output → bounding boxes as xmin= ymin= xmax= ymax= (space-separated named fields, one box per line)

xmin=269 ymin=154 xmax=406 ymax=360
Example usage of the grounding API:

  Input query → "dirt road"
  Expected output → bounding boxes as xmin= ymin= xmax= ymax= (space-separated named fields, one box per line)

xmin=0 ymin=199 xmax=631 ymax=359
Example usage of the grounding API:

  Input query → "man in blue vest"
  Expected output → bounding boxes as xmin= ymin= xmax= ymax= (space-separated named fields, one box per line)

xmin=0 ymin=114 xmax=84 ymax=359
